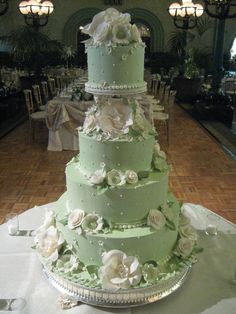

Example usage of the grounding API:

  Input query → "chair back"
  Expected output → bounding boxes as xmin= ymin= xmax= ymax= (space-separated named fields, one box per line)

xmin=158 ymin=81 xmax=166 ymax=102
xmin=24 ymin=89 xmax=35 ymax=115
xmin=41 ymin=81 xmax=49 ymax=102
xmin=48 ymin=78 xmax=57 ymax=97
xmin=169 ymin=90 xmax=176 ymax=107
xmin=32 ymin=85 xmax=43 ymax=109
xmin=56 ymin=76 xmax=63 ymax=92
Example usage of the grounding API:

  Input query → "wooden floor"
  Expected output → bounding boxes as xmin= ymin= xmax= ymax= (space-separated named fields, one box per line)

xmin=0 ymin=104 xmax=236 ymax=224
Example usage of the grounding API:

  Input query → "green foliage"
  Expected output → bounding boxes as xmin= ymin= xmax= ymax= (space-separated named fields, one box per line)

xmin=0 ymin=26 xmax=63 ymax=74
xmin=184 ymin=48 xmax=200 ymax=79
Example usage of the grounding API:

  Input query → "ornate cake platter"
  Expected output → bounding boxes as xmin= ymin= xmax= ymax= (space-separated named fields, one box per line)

xmin=43 ymin=265 xmax=191 ymax=308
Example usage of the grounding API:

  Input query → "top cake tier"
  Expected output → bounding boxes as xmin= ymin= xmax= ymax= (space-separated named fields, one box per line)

xmin=82 ymin=8 xmax=147 ymax=95
xmin=85 ymin=44 xmax=146 ymax=95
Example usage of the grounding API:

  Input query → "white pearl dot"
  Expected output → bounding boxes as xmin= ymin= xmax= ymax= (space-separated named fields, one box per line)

xmin=120 ymin=212 xmax=124 ymax=216
xmin=117 ymin=163 xmax=121 ymax=167
xmin=107 ymin=203 xmax=110 ymax=207
xmin=120 ymin=194 xmax=123 ymax=198
xmin=116 ymin=146 xmax=120 ymax=150
xmin=113 ymin=64 xmax=115 ymax=67
xmin=121 ymin=243 xmax=124 ymax=246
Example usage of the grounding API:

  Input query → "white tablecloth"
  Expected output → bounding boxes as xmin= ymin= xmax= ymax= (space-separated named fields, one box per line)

xmin=0 ymin=203 xmax=236 ymax=314
xmin=46 ymin=97 xmax=93 ymax=151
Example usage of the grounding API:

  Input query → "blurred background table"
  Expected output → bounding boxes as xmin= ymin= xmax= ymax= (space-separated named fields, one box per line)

xmin=46 ymin=96 xmax=93 ymax=151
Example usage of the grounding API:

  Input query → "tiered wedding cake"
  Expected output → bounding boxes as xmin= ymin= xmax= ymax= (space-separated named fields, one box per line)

xmin=35 ymin=8 xmax=199 ymax=305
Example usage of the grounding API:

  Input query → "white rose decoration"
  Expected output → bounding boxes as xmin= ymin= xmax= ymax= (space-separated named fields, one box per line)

xmin=98 ymin=250 xmax=142 ymax=291
xmin=68 ymin=209 xmax=85 ymax=229
xmin=81 ymin=213 xmax=103 ymax=233
xmin=35 ymin=226 xmax=64 ymax=263
xmin=125 ymin=170 xmax=138 ymax=184
xmin=89 ymin=163 xmax=106 ymax=185
xmin=179 ymin=224 xmax=198 ymax=242
xmin=147 ymin=209 xmax=166 ymax=230
xmin=56 ymin=255 xmax=80 ymax=274
xmin=175 ymin=237 xmax=195 ymax=259
xmin=107 ymin=169 xmax=126 ymax=187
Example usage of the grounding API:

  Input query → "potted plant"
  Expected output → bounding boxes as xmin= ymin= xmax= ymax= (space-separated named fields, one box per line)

xmin=173 ymin=48 xmax=203 ymax=102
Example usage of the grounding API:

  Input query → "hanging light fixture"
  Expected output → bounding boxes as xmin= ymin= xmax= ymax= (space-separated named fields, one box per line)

xmin=19 ymin=0 xmax=54 ymax=28
xmin=0 ymin=0 xmax=8 ymax=16
xmin=203 ymin=0 xmax=236 ymax=19
xmin=169 ymin=0 xmax=204 ymax=29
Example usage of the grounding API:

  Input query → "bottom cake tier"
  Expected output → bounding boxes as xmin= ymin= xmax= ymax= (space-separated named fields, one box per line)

xmin=55 ymin=192 xmax=180 ymax=266
xmin=34 ymin=192 xmax=199 ymax=293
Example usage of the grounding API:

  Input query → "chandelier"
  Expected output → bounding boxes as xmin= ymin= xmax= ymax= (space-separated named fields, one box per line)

xmin=202 ymin=0 xmax=236 ymax=19
xmin=19 ymin=0 xmax=54 ymax=28
xmin=0 ymin=0 xmax=8 ymax=16
xmin=169 ymin=0 xmax=204 ymax=29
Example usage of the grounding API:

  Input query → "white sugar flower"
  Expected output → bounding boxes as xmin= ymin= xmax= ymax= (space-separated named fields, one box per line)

xmin=81 ymin=213 xmax=103 ymax=233
xmin=147 ymin=209 xmax=166 ymax=230
xmin=43 ymin=209 xmax=55 ymax=228
xmin=112 ymin=24 xmax=131 ymax=44
xmin=153 ymin=143 xmax=166 ymax=159
xmin=83 ymin=114 xmax=97 ymax=134
xmin=179 ymin=224 xmax=198 ymax=242
xmin=98 ymin=250 xmax=142 ymax=290
xmin=130 ymin=24 xmax=142 ymax=43
xmin=153 ymin=156 xmax=168 ymax=172
xmin=125 ymin=170 xmax=138 ymax=184
xmin=35 ymin=225 xmax=64 ymax=263
xmin=107 ymin=169 xmax=126 ymax=187
xmin=56 ymin=254 xmax=80 ymax=274
xmin=89 ymin=163 xmax=106 ymax=185
xmin=82 ymin=8 xmax=139 ymax=45
xmin=175 ymin=237 xmax=195 ymax=259
xmin=68 ymin=209 xmax=85 ymax=230
xmin=96 ymin=99 xmax=133 ymax=138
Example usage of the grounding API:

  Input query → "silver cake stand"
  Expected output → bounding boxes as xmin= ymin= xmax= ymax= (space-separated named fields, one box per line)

xmin=43 ymin=265 xmax=191 ymax=308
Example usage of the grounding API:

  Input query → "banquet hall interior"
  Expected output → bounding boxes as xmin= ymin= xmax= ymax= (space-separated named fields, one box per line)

xmin=0 ymin=0 xmax=235 ymax=225
xmin=0 ymin=1 xmax=236 ymax=313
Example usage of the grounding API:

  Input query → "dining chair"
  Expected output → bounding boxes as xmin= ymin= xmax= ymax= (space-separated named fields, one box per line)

xmin=41 ymin=81 xmax=49 ymax=103
xmin=48 ymin=78 xmax=57 ymax=98
xmin=32 ymin=85 xmax=46 ymax=111
xmin=23 ymin=89 xmax=46 ymax=141
xmin=153 ymin=88 xmax=175 ymax=146
xmin=156 ymin=81 xmax=166 ymax=102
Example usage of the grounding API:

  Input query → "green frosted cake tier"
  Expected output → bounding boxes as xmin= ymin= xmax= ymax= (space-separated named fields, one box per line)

xmin=61 ymin=164 xmax=168 ymax=225
xmin=79 ymin=132 xmax=155 ymax=175
xmin=55 ymin=195 xmax=180 ymax=266
xmin=85 ymin=44 xmax=146 ymax=95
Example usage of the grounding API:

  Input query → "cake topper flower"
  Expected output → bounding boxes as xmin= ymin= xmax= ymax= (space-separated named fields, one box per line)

xmin=82 ymin=8 xmax=142 ymax=45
